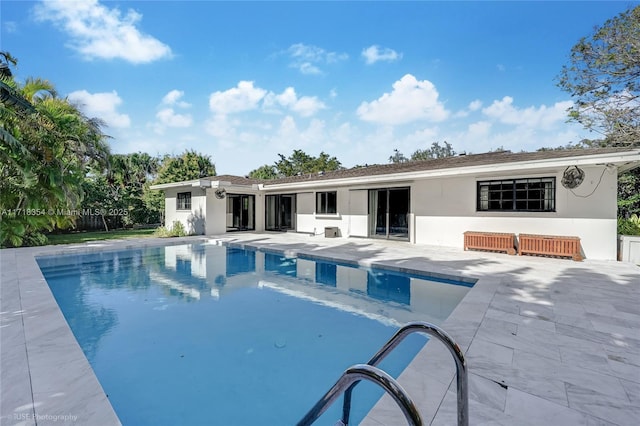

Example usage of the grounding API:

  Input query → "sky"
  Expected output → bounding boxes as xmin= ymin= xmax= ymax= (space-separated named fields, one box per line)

xmin=2 ymin=0 xmax=637 ymax=175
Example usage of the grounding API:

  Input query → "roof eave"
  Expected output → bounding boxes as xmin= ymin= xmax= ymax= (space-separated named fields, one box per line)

xmin=149 ymin=179 xmax=213 ymax=190
xmin=260 ymin=149 xmax=640 ymax=190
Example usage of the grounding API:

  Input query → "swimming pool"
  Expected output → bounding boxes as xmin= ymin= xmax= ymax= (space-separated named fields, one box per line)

xmin=37 ymin=243 xmax=472 ymax=425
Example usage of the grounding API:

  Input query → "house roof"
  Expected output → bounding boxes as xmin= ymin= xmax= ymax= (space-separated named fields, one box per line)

xmin=255 ymin=147 xmax=640 ymax=187
xmin=151 ymin=147 xmax=639 ymax=191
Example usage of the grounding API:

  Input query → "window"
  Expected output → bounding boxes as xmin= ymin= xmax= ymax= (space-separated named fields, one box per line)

xmin=176 ymin=192 xmax=191 ymax=210
xmin=477 ymin=178 xmax=555 ymax=212
xmin=316 ymin=191 xmax=337 ymax=214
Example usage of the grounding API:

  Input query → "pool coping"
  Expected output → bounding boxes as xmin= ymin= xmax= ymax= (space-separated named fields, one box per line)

xmin=2 ymin=233 xmax=639 ymax=425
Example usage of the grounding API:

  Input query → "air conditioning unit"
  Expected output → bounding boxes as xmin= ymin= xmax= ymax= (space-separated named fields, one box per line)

xmin=324 ymin=227 xmax=339 ymax=238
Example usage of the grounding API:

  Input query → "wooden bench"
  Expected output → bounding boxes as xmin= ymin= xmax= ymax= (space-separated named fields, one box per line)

xmin=464 ymin=231 xmax=516 ymax=255
xmin=518 ymin=234 xmax=583 ymax=261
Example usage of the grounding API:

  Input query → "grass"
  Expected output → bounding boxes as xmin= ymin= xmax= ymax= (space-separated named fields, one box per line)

xmin=46 ymin=229 xmax=156 ymax=245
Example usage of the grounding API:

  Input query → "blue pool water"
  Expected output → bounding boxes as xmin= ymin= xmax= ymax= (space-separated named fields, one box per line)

xmin=37 ymin=243 xmax=473 ymax=426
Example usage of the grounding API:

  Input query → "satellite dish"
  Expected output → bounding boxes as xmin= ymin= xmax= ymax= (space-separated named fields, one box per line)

xmin=214 ymin=189 xmax=226 ymax=199
xmin=561 ymin=165 xmax=585 ymax=189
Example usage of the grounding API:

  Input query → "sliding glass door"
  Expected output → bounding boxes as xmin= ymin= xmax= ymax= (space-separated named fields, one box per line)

xmin=226 ymin=194 xmax=255 ymax=231
xmin=368 ymin=188 xmax=409 ymax=240
xmin=265 ymin=194 xmax=296 ymax=231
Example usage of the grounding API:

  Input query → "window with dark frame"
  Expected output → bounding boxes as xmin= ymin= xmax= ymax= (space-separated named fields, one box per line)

xmin=477 ymin=178 xmax=555 ymax=212
xmin=316 ymin=191 xmax=337 ymax=214
xmin=176 ymin=192 xmax=192 ymax=210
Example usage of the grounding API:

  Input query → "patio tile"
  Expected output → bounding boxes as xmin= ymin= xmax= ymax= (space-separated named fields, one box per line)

xmin=0 ymin=342 xmax=34 ymax=426
xmin=566 ymin=382 xmax=640 ymax=426
xmin=2 ymin=234 xmax=640 ymax=426
xmin=505 ymin=387 xmax=617 ymax=426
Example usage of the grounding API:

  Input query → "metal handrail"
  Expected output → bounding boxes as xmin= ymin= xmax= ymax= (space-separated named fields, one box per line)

xmin=296 ymin=364 xmax=422 ymax=426
xmin=341 ymin=321 xmax=468 ymax=426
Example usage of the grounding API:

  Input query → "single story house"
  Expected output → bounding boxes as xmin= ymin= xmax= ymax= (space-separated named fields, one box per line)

xmin=150 ymin=147 xmax=640 ymax=261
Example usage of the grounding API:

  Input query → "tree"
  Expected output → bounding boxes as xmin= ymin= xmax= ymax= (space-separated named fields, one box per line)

xmin=249 ymin=150 xmax=343 ymax=178
xmin=557 ymin=6 xmax=640 ymax=147
xmin=411 ymin=141 xmax=456 ymax=160
xmin=146 ymin=150 xmax=216 ymax=224
xmin=0 ymin=52 xmax=110 ymax=247
xmin=155 ymin=150 xmax=216 ymax=184
xmin=81 ymin=152 xmax=161 ymax=230
xmin=389 ymin=142 xmax=456 ymax=163
xmin=388 ymin=149 xmax=409 ymax=164
xmin=248 ymin=164 xmax=277 ymax=180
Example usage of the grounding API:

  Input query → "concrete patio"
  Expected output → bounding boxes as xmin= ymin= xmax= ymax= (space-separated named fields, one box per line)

xmin=1 ymin=232 xmax=639 ymax=425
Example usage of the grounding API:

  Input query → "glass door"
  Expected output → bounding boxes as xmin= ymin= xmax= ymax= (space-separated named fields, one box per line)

xmin=226 ymin=194 xmax=255 ymax=231
xmin=368 ymin=188 xmax=409 ymax=240
xmin=265 ymin=194 xmax=296 ymax=231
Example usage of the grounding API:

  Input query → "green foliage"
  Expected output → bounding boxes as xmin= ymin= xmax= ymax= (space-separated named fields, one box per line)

xmin=618 ymin=168 xmax=640 ymax=218
xmin=249 ymin=149 xmax=342 ymax=178
xmin=170 ymin=220 xmax=187 ymax=236
xmin=1 ymin=51 xmax=110 ymax=247
xmin=411 ymin=141 xmax=456 ymax=160
xmin=389 ymin=142 xmax=457 ymax=163
xmin=155 ymin=150 xmax=216 ymax=184
xmin=557 ymin=6 xmax=640 ymax=147
xmin=21 ymin=231 xmax=49 ymax=247
xmin=388 ymin=149 xmax=409 ymax=164
xmin=153 ymin=220 xmax=188 ymax=237
xmin=618 ymin=214 xmax=640 ymax=236
xmin=248 ymin=164 xmax=277 ymax=179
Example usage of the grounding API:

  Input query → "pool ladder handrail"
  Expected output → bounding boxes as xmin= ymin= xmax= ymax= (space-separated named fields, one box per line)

xmin=297 ymin=321 xmax=468 ymax=426
xmin=296 ymin=364 xmax=422 ymax=426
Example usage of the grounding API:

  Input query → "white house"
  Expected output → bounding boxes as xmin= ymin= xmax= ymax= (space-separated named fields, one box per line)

xmin=151 ymin=147 xmax=640 ymax=261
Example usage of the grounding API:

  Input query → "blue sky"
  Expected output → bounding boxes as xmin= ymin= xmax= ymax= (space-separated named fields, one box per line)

xmin=2 ymin=1 xmax=636 ymax=175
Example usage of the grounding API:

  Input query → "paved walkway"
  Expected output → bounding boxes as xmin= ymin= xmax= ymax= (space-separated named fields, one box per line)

xmin=1 ymin=233 xmax=639 ymax=425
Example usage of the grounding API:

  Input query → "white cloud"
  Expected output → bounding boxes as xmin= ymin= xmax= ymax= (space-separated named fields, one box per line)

xmin=34 ymin=0 xmax=171 ymax=63
xmin=286 ymin=43 xmax=348 ymax=74
xmin=152 ymin=90 xmax=193 ymax=134
xmin=263 ymin=87 xmax=326 ymax=117
xmin=357 ymin=74 xmax=450 ymax=125
xmin=361 ymin=45 xmax=402 ymax=64
xmin=299 ymin=62 xmax=322 ymax=75
xmin=468 ymin=100 xmax=482 ymax=111
xmin=467 ymin=121 xmax=492 ymax=138
xmin=4 ymin=21 xmax=18 ymax=33
xmin=482 ymin=96 xmax=572 ymax=130
xmin=68 ymin=90 xmax=130 ymax=128
xmin=454 ymin=99 xmax=484 ymax=118
xmin=162 ymin=90 xmax=190 ymax=107
xmin=153 ymin=108 xmax=192 ymax=134
xmin=209 ymin=81 xmax=267 ymax=114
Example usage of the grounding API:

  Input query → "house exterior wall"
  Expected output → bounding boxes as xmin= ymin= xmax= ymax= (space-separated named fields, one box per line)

xmin=205 ymin=189 xmax=226 ymax=235
xmin=159 ymin=163 xmax=621 ymax=260
xmin=296 ymin=190 xmax=353 ymax=235
xmin=163 ymin=187 xmax=207 ymax=234
xmin=205 ymin=188 xmax=263 ymax=234
xmin=412 ymin=165 xmax=617 ymax=260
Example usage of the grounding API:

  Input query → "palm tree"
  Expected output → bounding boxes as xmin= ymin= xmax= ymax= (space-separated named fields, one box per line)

xmin=0 ymin=52 xmax=111 ymax=247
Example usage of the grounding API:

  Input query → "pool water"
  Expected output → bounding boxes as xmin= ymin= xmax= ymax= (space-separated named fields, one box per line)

xmin=37 ymin=243 xmax=472 ymax=426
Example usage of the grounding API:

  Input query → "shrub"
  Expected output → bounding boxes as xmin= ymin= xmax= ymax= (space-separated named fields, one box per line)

xmin=618 ymin=214 xmax=640 ymax=236
xmin=170 ymin=220 xmax=187 ymax=237
xmin=153 ymin=226 xmax=171 ymax=238
xmin=153 ymin=221 xmax=188 ymax=238
xmin=21 ymin=231 xmax=49 ymax=247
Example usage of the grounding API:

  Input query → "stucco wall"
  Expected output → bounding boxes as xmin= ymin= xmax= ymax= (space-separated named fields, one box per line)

xmin=161 ymin=163 xmax=620 ymax=260
xmin=163 ymin=187 xmax=207 ymax=234
xmin=296 ymin=189 xmax=357 ymax=236
xmin=205 ymin=189 xmax=226 ymax=235
xmin=411 ymin=165 xmax=618 ymax=260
